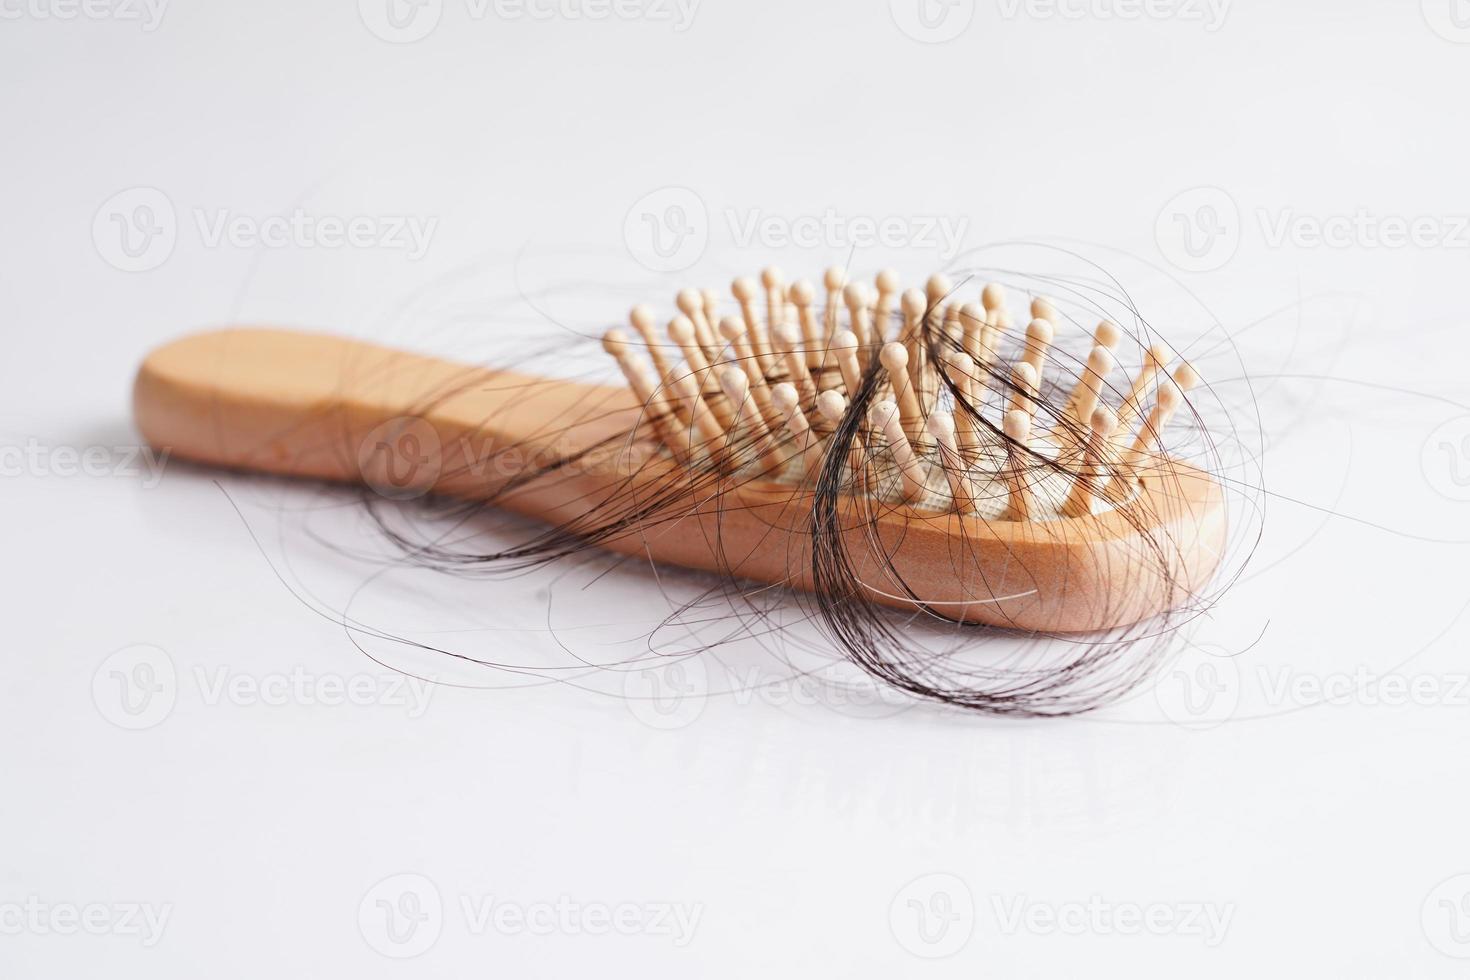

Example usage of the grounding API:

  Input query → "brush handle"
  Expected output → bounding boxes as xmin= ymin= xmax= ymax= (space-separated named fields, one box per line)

xmin=133 ymin=327 xmax=640 ymax=502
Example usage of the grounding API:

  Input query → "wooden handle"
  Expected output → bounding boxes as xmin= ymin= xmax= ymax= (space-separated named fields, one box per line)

xmin=133 ymin=326 xmax=641 ymax=501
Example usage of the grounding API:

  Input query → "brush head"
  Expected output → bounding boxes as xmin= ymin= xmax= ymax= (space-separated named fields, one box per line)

xmin=771 ymin=382 xmax=800 ymax=416
xmin=772 ymin=321 xmax=802 ymax=351
xmin=718 ymin=365 xmax=749 ymax=404
xmin=1173 ymin=361 xmax=1201 ymax=392
xmin=588 ymin=267 xmax=1227 ymax=631
xmin=1158 ymin=380 xmax=1183 ymax=412
xmin=926 ymin=410 xmax=956 ymax=441
xmin=601 ymin=328 xmax=630 ymax=356
xmin=717 ymin=316 xmax=744 ymax=341
xmin=675 ymin=289 xmax=703 ymax=317
xmin=816 ymin=389 xmax=847 ymax=423
xmin=629 ymin=305 xmax=656 ymax=334
xmin=959 ymin=302 xmax=984 ymax=330
xmin=900 ymin=288 xmax=927 ymax=319
xmin=1003 ymin=408 xmax=1030 ymax=441
xmin=879 ymin=341 xmax=909 ymax=373
xmin=1012 ymin=359 xmax=1039 ymax=391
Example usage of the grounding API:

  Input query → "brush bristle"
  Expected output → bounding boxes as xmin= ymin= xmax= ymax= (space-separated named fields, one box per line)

xmin=604 ymin=269 xmax=1196 ymax=521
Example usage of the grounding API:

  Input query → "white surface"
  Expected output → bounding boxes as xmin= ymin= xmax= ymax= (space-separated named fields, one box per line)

xmin=4 ymin=2 xmax=1470 ymax=976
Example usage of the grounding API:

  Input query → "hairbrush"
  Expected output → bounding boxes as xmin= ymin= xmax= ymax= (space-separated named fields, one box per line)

xmin=134 ymin=267 xmax=1224 ymax=640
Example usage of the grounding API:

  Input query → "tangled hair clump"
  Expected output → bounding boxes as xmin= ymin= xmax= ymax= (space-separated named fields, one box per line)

xmin=322 ymin=245 xmax=1264 ymax=718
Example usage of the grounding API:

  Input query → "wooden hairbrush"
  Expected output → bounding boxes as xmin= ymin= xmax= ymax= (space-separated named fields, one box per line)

xmin=133 ymin=267 xmax=1225 ymax=634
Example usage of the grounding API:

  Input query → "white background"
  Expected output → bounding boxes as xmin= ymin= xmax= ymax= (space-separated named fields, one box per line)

xmin=4 ymin=0 xmax=1470 ymax=975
